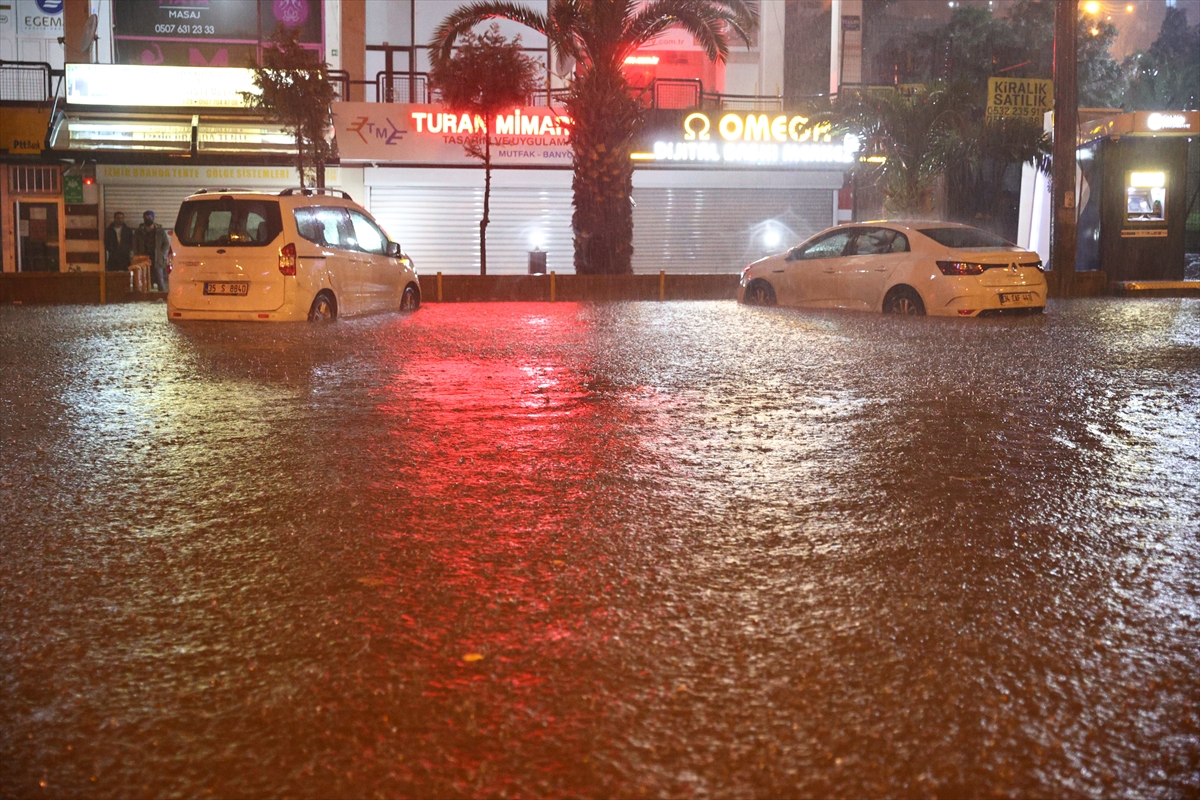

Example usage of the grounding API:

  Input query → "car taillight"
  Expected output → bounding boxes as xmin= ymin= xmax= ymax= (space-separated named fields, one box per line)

xmin=1022 ymin=260 xmax=1045 ymax=272
xmin=936 ymin=260 xmax=986 ymax=276
xmin=279 ymin=242 xmax=297 ymax=276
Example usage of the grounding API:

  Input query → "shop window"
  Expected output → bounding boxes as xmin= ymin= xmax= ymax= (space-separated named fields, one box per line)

xmin=1126 ymin=171 xmax=1166 ymax=223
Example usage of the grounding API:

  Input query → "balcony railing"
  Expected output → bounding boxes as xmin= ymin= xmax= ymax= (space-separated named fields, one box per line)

xmin=0 ymin=60 xmax=55 ymax=102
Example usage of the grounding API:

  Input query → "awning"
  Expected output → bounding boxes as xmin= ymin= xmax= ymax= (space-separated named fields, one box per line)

xmin=49 ymin=108 xmax=297 ymax=157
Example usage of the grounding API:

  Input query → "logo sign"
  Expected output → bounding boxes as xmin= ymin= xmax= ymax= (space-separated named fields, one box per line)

xmin=635 ymin=111 xmax=860 ymax=166
xmin=66 ymin=64 xmax=260 ymax=108
xmin=986 ymin=78 xmax=1053 ymax=121
xmin=18 ymin=0 xmax=62 ymax=37
xmin=1146 ymin=113 xmax=1192 ymax=131
xmin=333 ymin=102 xmax=574 ymax=166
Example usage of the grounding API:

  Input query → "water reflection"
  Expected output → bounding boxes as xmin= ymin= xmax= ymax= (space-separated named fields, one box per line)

xmin=0 ymin=299 xmax=1197 ymax=799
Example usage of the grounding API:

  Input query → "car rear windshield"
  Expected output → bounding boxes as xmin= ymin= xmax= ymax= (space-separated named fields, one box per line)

xmin=176 ymin=198 xmax=283 ymax=247
xmin=918 ymin=227 xmax=1016 ymax=249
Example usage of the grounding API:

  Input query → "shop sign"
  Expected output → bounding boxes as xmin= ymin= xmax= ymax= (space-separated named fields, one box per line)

xmin=66 ymin=64 xmax=259 ymax=108
xmin=63 ymin=174 xmax=84 ymax=204
xmin=1138 ymin=111 xmax=1197 ymax=133
xmin=0 ymin=106 xmax=51 ymax=153
xmin=635 ymin=111 xmax=859 ymax=166
xmin=986 ymin=78 xmax=1053 ymax=121
xmin=113 ymin=0 xmax=321 ymax=66
xmin=18 ymin=0 xmax=62 ymax=38
xmin=97 ymin=164 xmax=339 ymax=186
xmin=333 ymin=102 xmax=574 ymax=167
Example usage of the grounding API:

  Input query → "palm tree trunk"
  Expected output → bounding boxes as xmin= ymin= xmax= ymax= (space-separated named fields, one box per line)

xmin=568 ymin=68 xmax=640 ymax=275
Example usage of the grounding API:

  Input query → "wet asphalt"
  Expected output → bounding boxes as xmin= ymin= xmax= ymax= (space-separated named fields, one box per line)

xmin=1 ymin=298 xmax=1198 ymax=799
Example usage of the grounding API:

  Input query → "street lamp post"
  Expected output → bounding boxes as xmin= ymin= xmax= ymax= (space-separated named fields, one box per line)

xmin=1050 ymin=0 xmax=1079 ymax=296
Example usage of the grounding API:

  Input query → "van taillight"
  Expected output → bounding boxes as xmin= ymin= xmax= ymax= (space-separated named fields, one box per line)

xmin=279 ymin=242 xmax=297 ymax=276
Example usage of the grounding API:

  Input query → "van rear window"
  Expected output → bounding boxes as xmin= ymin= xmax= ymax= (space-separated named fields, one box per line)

xmin=176 ymin=199 xmax=283 ymax=247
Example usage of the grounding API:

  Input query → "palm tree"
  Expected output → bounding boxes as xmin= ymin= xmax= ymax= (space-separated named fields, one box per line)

xmin=816 ymin=84 xmax=968 ymax=217
xmin=429 ymin=25 xmax=543 ymax=276
xmin=432 ymin=0 xmax=756 ymax=275
xmin=811 ymin=83 xmax=1048 ymax=222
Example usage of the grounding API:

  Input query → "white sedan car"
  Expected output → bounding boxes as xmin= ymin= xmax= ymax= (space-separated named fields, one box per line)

xmin=739 ymin=221 xmax=1046 ymax=317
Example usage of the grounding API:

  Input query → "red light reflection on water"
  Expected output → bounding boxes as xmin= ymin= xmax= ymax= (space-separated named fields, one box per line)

xmin=365 ymin=303 xmax=635 ymax=789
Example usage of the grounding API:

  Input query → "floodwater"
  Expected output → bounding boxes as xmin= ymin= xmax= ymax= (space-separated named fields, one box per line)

xmin=1 ymin=299 xmax=1198 ymax=799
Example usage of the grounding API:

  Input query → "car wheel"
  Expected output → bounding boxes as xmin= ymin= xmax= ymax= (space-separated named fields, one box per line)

xmin=308 ymin=291 xmax=337 ymax=322
xmin=744 ymin=279 xmax=777 ymax=306
xmin=883 ymin=286 xmax=925 ymax=316
xmin=400 ymin=285 xmax=420 ymax=312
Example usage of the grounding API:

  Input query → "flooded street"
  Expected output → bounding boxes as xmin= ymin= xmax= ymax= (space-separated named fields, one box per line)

xmin=2 ymin=298 xmax=1198 ymax=799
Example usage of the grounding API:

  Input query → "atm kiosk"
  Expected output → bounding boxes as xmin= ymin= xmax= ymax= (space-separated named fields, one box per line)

xmin=1074 ymin=111 xmax=1198 ymax=282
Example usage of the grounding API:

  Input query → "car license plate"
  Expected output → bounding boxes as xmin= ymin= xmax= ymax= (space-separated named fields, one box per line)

xmin=204 ymin=282 xmax=249 ymax=296
xmin=1000 ymin=292 xmax=1033 ymax=305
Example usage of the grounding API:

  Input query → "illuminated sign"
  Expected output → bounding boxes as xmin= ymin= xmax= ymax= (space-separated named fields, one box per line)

xmin=1129 ymin=171 xmax=1165 ymax=188
xmin=409 ymin=108 xmax=570 ymax=138
xmin=1146 ymin=113 xmax=1191 ymax=131
xmin=67 ymin=122 xmax=192 ymax=151
xmin=113 ymin=0 xmax=322 ymax=67
xmin=624 ymin=56 xmax=660 ymax=65
xmin=636 ymin=111 xmax=860 ymax=166
xmin=986 ymin=77 xmax=1053 ymax=121
xmin=333 ymin=102 xmax=574 ymax=166
xmin=66 ymin=64 xmax=260 ymax=108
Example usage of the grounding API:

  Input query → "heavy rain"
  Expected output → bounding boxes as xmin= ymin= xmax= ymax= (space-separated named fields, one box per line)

xmin=2 ymin=299 xmax=1199 ymax=798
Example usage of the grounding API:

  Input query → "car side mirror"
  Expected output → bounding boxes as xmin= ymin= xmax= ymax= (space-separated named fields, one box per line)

xmin=385 ymin=241 xmax=401 ymax=257
xmin=786 ymin=247 xmax=801 ymax=261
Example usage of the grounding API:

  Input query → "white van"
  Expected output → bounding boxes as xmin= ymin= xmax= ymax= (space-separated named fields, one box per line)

xmin=167 ymin=188 xmax=420 ymax=322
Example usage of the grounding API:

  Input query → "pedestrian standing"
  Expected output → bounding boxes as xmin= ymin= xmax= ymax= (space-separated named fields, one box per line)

xmin=134 ymin=210 xmax=170 ymax=292
xmin=103 ymin=211 xmax=133 ymax=271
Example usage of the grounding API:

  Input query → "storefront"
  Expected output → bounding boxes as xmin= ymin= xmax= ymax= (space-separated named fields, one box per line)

xmin=332 ymin=102 xmax=855 ymax=275
xmin=39 ymin=63 xmax=330 ymax=268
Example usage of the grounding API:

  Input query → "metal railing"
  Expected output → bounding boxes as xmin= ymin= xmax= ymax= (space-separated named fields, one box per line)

xmin=651 ymin=78 xmax=703 ymax=110
xmin=327 ymin=69 xmax=351 ymax=101
xmin=701 ymin=92 xmax=784 ymax=111
xmin=645 ymin=78 xmax=790 ymax=112
xmin=377 ymin=71 xmax=430 ymax=104
xmin=0 ymin=60 xmax=54 ymax=102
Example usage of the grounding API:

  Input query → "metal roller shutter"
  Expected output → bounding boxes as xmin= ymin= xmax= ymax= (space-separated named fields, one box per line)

xmin=102 ymin=183 xmax=296 ymax=231
xmin=631 ymin=187 xmax=835 ymax=274
xmin=101 ymin=186 xmax=200 ymax=231
xmin=370 ymin=185 xmax=575 ymax=275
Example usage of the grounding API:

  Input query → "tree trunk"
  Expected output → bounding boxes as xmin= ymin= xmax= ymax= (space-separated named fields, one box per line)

xmin=567 ymin=69 xmax=642 ymax=275
xmin=297 ymin=137 xmax=307 ymax=190
xmin=481 ymin=134 xmax=490 ymax=276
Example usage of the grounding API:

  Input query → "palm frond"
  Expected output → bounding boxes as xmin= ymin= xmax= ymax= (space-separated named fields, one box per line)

xmin=430 ymin=1 xmax=549 ymax=63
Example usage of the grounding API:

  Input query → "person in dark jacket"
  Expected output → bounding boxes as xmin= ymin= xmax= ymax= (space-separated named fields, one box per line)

xmin=134 ymin=210 xmax=170 ymax=291
xmin=104 ymin=211 xmax=133 ymax=271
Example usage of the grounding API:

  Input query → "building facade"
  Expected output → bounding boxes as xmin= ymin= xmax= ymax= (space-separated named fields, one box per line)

xmin=2 ymin=0 xmax=870 ymax=276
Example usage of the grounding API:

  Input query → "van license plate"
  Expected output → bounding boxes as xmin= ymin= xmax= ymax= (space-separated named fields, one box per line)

xmin=204 ymin=282 xmax=249 ymax=296
xmin=1000 ymin=292 xmax=1033 ymax=305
